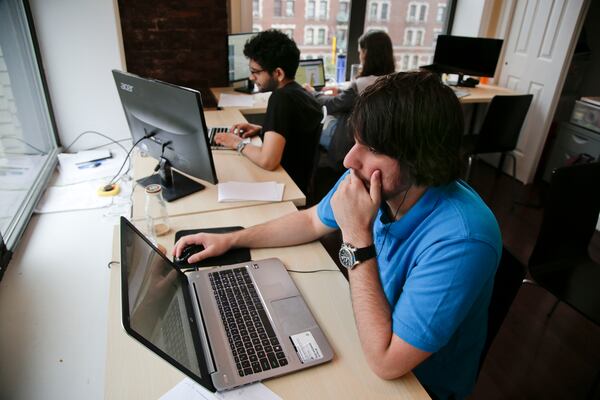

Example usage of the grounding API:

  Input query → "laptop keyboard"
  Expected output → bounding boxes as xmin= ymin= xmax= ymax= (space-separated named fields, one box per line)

xmin=209 ymin=126 xmax=229 ymax=149
xmin=209 ymin=267 xmax=289 ymax=377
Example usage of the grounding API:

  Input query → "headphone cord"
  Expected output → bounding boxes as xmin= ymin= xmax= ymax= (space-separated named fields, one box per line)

xmin=377 ymin=185 xmax=411 ymax=257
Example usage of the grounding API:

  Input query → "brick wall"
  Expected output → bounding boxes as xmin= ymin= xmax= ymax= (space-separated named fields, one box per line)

xmin=117 ymin=0 xmax=228 ymax=108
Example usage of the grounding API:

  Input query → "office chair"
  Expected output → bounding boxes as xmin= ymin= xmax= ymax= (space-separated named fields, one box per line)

xmin=523 ymin=162 xmax=600 ymax=325
xmin=462 ymin=94 xmax=533 ymax=181
xmin=478 ymin=247 xmax=526 ymax=373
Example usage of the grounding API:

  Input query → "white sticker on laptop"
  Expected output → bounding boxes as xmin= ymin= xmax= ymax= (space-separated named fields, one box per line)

xmin=290 ymin=331 xmax=323 ymax=363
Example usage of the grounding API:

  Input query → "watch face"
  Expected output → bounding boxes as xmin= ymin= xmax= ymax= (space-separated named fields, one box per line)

xmin=339 ymin=246 xmax=355 ymax=269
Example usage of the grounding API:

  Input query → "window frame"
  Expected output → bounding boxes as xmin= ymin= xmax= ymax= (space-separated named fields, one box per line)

xmin=0 ymin=0 xmax=60 ymax=253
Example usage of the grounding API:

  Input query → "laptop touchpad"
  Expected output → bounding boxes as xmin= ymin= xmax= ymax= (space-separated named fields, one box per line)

xmin=271 ymin=296 xmax=315 ymax=334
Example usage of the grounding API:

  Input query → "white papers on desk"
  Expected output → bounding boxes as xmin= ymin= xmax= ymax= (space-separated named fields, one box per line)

xmin=160 ymin=377 xmax=282 ymax=400
xmin=218 ymin=93 xmax=255 ymax=108
xmin=35 ymin=180 xmax=113 ymax=213
xmin=218 ymin=181 xmax=284 ymax=202
xmin=56 ymin=150 xmax=127 ymax=186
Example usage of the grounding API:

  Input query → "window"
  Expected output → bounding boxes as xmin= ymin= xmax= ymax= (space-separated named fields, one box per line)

xmin=404 ymin=29 xmax=414 ymax=46
xmin=273 ymin=24 xmax=295 ymax=40
xmin=432 ymin=28 xmax=442 ymax=46
xmin=253 ymin=0 xmax=261 ymax=17
xmin=286 ymin=0 xmax=295 ymax=17
xmin=369 ymin=2 xmax=377 ymax=20
xmin=436 ymin=4 xmax=446 ymax=23
xmin=412 ymin=54 xmax=420 ymax=69
xmin=402 ymin=54 xmax=410 ymax=71
xmin=317 ymin=28 xmax=326 ymax=45
xmin=305 ymin=27 xmax=314 ymax=45
xmin=337 ymin=27 xmax=348 ymax=49
xmin=274 ymin=0 xmax=282 ymax=17
xmin=306 ymin=0 xmax=315 ymax=18
xmin=338 ymin=1 xmax=350 ymax=22
xmin=318 ymin=0 xmax=328 ymax=20
xmin=416 ymin=30 xmax=423 ymax=46
xmin=0 ymin=0 xmax=59 ymax=252
xmin=407 ymin=2 xmax=428 ymax=22
xmin=381 ymin=3 xmax=389 ymax=20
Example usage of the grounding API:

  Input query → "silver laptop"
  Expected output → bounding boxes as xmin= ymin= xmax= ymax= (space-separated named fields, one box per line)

xmin=208 ymin=126 xmax=229 ymax=149
xmin=120 ymin=217 xmax=333 ymax=392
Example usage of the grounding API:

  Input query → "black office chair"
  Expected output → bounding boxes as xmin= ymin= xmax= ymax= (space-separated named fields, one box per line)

xmin=524 ymin=162 xmax=600 ymax=325
xmin=462 ymin=94 xmax=533 ymax=181
xmin=478 ymin=247 xmax=526 ymax=373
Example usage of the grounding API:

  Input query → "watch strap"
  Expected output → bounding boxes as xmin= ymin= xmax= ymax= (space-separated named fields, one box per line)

xmin=353 ymin=244 xmax=376 ymax=262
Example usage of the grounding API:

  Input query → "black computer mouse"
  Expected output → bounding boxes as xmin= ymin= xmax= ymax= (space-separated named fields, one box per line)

xmin=176 ymin=244 xmax=205 ymax=264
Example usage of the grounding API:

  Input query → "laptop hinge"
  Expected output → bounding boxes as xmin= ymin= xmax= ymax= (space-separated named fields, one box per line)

xmin=190 ymin=282 xmax=217 ymax=374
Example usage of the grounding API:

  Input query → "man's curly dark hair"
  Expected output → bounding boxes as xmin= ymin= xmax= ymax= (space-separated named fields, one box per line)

xmin=349 ymin=71 xmax=465 ymax=186
xmin=243 ymin=29 xmax=300 ymax=79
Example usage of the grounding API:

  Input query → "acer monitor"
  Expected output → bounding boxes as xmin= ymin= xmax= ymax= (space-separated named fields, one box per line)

xmin=112 ymin=70 xmax=217 ymax=202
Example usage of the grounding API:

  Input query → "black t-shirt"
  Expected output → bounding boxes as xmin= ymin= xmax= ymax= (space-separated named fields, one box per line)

xmin=262 ymin=81 xmax=323 ymax=193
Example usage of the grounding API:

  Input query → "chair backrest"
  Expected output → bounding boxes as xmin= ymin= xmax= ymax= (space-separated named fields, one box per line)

xmin=475 ymin=94 xmax=533 ymax=154
xmin=529 ymin=162 xmax=600 ymax=266
xmin=479 ymin=247 xmax=525 ymax=373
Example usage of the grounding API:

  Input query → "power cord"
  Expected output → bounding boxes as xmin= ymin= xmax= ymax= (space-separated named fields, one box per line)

xmin=287 ymin=268 xmax=341 ymax=274
xmin=103 ymin=135 xmax=153 ymax=191
xmin=62 ymin=130 xmax=129 ymax=154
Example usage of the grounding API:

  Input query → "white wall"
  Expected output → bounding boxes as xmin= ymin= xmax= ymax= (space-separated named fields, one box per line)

xmin=28 ymin=0 xmax=128 ymax=151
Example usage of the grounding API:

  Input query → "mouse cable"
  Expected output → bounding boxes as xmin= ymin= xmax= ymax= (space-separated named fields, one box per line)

xmin=286 ymin=268 xmax=341 ymax=274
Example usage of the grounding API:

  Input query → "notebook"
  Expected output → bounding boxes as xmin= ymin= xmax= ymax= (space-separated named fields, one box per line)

xmin=120 ymin=217 xmax=333 ymax=392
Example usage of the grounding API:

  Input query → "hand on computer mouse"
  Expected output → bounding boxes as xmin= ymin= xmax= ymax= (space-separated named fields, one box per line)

xmin=175 ymin=244 xmax=205 ymax=264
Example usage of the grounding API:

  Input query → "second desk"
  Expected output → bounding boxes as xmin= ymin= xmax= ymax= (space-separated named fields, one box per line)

xmin=131 ymin=109 xmax=306 ymax=220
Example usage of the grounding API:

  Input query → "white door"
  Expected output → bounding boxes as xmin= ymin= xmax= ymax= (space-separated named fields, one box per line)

xmin=498 ymin=0 xmax=589 ymax=183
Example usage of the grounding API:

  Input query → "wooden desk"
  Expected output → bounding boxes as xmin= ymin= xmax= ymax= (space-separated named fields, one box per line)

xmin=106 ymin=202 xmax=429 ymax=399
xmin=130 ymin=109 xmax=306 ymax=220
xmin=211 ymin=83 xmax=517 ymax=115
xmin=210 ymin=86 xmax=270 ymax=115
xmin=455 ymin=83 xmax=517 ymax=104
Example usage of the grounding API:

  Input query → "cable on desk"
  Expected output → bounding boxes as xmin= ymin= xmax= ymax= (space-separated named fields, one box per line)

xmin=286 ymin=268 xmax=341 ymax=274
xmin=108 ymin=261 xmax=120 ymax=269
xmin=62 ymin=130 xmax=129 ymax=154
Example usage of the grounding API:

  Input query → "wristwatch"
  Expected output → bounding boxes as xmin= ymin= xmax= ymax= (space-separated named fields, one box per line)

xmin=236 ymin=138 xmax=251 ymax=154
xmin=339 ymin=242 xmax=376 ymax=270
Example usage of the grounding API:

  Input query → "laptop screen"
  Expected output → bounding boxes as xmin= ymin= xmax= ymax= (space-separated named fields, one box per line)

xmin=120 ymin=218 xmax=215 ymax=389
xmin=296 ymin=59 xmax=326 ymax=89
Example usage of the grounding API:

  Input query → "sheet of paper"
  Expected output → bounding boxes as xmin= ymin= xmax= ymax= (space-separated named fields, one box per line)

xmin=218 ymin=93 xmax=254 ymax=108
xmin=35 ymin=180 xmax=113 ymax=213
xmin=56 ymin=150 xmax=127 ymax=186
xmin=218 ymin=181 xmax=284 ymax=202
xmin=160 ymin=378 xmax=281 ymax=400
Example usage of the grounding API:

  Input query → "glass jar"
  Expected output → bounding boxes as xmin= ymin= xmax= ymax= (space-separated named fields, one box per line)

xmin=144 ymin=184 xmax=170 ymax=243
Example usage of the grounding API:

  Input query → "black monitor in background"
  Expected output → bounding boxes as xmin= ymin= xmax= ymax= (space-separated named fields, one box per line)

xmin=228 ymin=32 xmax=256 ymax=94
xmin=423 ymin=35 xmax=504 ymax=87
xmin=112 ymin=70 xmax=217 ymax=202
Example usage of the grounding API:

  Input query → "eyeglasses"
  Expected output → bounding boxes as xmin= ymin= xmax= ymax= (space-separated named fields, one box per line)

xmin=249 ymin=68 xmax=265 ymax=76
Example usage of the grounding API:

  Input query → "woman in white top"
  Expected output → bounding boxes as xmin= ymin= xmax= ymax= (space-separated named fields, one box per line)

xmin=304 ymin=30 xmax=395 ymax=172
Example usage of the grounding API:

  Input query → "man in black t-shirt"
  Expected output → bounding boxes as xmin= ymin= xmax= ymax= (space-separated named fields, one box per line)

xmin=215 ymin=30 xmax=323 ymax=194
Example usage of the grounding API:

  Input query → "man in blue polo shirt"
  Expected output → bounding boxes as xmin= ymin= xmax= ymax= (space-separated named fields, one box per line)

xmin=174 ymin=71 xmax=502 ymax=399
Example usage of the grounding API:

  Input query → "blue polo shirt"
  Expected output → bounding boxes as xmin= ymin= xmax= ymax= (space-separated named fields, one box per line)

xmin=317 ymin=172 xmax=501 ymax=399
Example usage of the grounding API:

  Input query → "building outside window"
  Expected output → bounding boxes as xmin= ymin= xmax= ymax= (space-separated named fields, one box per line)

xmin=253 ymin=0 xmax=261 ymax=17
xmin=253 ymin=0 xmax=452 ymax=81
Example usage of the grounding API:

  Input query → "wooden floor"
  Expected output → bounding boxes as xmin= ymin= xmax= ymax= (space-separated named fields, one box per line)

xmin=467 ymin=161 xmax=600 ymax=400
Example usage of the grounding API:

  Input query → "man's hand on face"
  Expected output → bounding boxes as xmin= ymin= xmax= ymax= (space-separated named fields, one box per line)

xmin=331 ymin=169 xmax=382 ymax=247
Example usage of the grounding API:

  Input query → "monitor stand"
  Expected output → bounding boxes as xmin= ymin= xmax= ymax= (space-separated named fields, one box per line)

xmin=137 ymin=158 xmax=205 ymax=202
xmin=234 ymin=79 xmax=255 ymax=94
